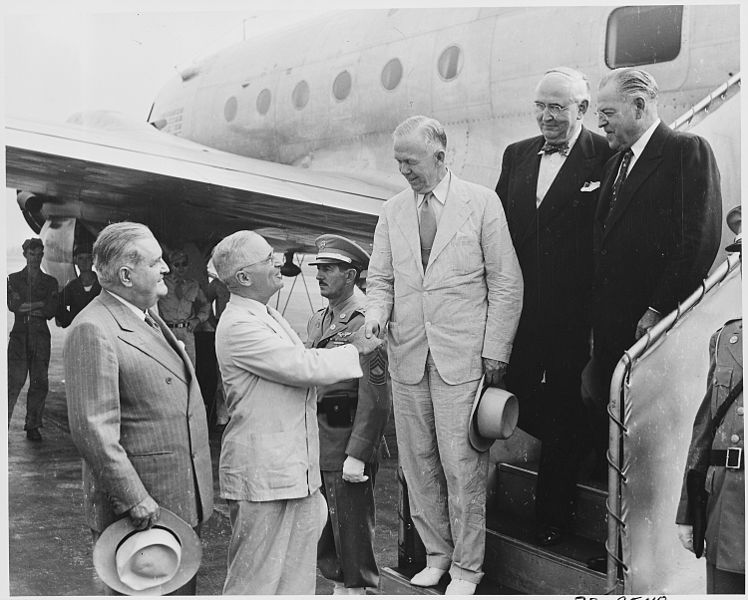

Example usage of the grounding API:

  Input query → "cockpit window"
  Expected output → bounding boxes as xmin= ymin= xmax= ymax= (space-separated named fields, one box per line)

xmin=606 ymin=5 xmax=683 ymax=68
xmin=256 ymin=89 xmax=271 ymax=115
xmin=437 ymin=45 xmax=463 ymax=81
xmin=224 ymin=96 xmax=238 ymax=122
xmin=381 ymin=58 xmax=403 ymax=91
xmin=333 ymin=70 xmax=352 ymax=101
xmin=292 ymin=80 xmax=310 ymax=110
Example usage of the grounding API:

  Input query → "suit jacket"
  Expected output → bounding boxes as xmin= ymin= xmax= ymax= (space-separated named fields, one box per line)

xmin=592 ymin=122 xmax=722 ymax=358
xmin=367 ymin=172 xmax=523 ymax=385
xmin=497 ymin=127 xmax=613 ymax=337
xmin=216 ymin=295 xmax=363 ymax=502
xmin=306 ymin=290 xmax=391 ymax=471
xmin=63 ymin=291 xmax=213 ymax=532
xmin=677 ymin=320 xmax=744 ymax=573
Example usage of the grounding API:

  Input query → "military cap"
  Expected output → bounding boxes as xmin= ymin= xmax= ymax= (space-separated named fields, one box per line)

xmin=22 ymin=238 xmax=44 ymax=252
xmin=309 ymin=234 xmax=370 ymax=269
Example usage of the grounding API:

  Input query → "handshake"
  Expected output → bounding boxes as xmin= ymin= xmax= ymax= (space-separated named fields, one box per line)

xmin=349 ymin=322 xmax=385 ymax=356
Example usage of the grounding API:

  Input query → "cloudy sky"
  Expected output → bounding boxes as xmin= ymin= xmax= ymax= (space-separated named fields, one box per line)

xmin=2 ymin=0 xmax=337 ymax=251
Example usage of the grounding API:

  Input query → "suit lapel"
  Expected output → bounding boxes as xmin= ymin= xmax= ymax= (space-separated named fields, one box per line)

xmin=100 ymin=292 xmax=189 ymax=383
xmin=428 ymin=178 xmax=471 ymax=269
xmin=511 ymin=139 xmax=543 ymax=246
xmin=602 ymin=122 xmax=669 ymax=237
xmin=393 ymin=190 xmax=426 ymax=275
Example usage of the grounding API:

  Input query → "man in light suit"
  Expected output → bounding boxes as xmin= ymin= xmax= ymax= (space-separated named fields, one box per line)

xmin=496 ymin=67 xmax=614 ymax=546
xmin=365 ymin=115 xmax=523 ymax=595
xmin=63 ymin=222 xmax=213 ymax=595
xmin=211 ymin=230 xmax=383 ymax=595
xmin=587 ymin=68 xmax=722 ymax=471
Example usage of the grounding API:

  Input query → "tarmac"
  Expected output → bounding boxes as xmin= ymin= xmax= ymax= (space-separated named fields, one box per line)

xmin=6 ymin=296 xmax=399 ymax=596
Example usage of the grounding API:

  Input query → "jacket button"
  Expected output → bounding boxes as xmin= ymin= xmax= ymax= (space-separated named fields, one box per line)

xmin=601 ymin=249 xmax=608 ymax=256
xmin=737 ymin=406 xmax=744 ymax=416
xmin=730 ymin=434 xmax=740 ymax=444
xmin=166 ymin=377 xmax=173 ymax=384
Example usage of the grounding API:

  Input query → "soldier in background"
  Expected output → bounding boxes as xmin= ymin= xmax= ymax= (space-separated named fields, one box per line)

xmin=677 ymin=207 xmax=743 ymax=594
xmin=158 ymin=248 xmax=210 ymax=365
xmin=7 ymin=238 xmax=58 ymax=441
xmin=307 ymin=234 xmax=392 ymax=594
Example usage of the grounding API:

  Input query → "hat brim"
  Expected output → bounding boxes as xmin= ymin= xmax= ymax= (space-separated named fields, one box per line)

xmin=93 ymin=508 xmax=202 ymax=596
xmin=308 ymin=257 xmax=352 ymax=266
xmin=468 ymin=376 xmax=520 ymax=452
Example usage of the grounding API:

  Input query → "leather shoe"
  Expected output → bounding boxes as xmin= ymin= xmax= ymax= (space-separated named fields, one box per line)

xmin=536 ymin=525 xmax=563 ymax=546
xmin=445 ymin=579 xmax=476 ymax=595
xmin=26 ymin=428 xmax=42 ymax=442
xmin=586 ymin=555 xmax=607 ymax=572
xmin=410 ymin=566 xmax=447 ymax=587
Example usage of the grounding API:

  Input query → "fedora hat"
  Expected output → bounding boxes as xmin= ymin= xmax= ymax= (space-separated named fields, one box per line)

xmin=468 ymin=376 xmax=520 ymax=452
xmin=93 ymin=508 xmax=201 ymax=596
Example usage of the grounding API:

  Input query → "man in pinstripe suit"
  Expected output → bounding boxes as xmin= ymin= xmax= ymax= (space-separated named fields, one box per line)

xmin=63 ymin=222 xmax=213 ymax=595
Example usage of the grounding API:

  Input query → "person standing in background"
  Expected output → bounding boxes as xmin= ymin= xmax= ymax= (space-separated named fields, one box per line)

xmin=56 ymin=243 xmax=101 ymax=328
xmin=7 ymin=237 xmax=59 ymax=442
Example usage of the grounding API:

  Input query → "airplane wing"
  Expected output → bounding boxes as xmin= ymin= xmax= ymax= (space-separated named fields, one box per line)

xmin=5 ymin=113 xmax=402 ymax=253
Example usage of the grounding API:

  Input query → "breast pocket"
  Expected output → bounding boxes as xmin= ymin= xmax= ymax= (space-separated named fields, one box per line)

xmin=452 ymin=231 xmax=483 ymax=273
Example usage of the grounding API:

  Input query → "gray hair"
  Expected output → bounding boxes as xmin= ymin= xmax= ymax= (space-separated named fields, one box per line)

xmin=393 ymin=115 xmax=447 ymax=153
xmin=599 ymin=67 xmax=659 ymax=102
xmin=543 ymin=66 xmax=591 ymax=104
xmin=93 ymin=222 xmax=154 ymax=287
xmin=211 ymin=230 xmax=270 ymax=289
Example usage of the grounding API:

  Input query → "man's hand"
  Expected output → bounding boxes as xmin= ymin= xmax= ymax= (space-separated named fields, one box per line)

xmin=351 ymin=326 xmax=384 ymax=356
xmin=635 ymin=308 xmax=664 ymax=340
xmin=128 ymin=496 xmax=160 ymax=531
xmin=364 ymin=321 xmax=381 ymax=339
xmin=483 ymin=359 xmax=508 ymax=388
xmin=187 ymin=317 xmax=200 ymax=332
xmin=677 ymin=524 xmax=694 ymax=553
xmin=342 ymin=456 xmax=368 ymax=483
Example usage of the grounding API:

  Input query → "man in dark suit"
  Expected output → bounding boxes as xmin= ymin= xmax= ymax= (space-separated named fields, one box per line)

xmin=588 ymin=67 xmax=722 ymax=468
xmin=306 ymin=234 xmax=391 ymax=594
xmin=63 ymin=222 xmax=214 ymax=595
xmin=496 ymin=67 xmax=613 ymax=546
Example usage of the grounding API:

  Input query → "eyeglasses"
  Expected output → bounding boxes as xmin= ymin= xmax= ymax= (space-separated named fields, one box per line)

xmin=533 ymin=102 xmax=571 ymax=117
xmin=235 ymin=253 xmax=275 ymax=275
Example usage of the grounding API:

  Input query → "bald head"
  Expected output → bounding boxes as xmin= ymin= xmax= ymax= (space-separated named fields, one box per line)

xmin=534 ymin=67 xmax=590 ymax=144
xmin=211 ymin=231 xmax=283 ymax=302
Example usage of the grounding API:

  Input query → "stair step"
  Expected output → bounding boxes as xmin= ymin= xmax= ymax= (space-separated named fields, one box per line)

xmin=484 ymin=510 xmax=621 ymax=595
xmin=378 ymin=566 xmax=522 ymax=595
xmin=493 ymin=462 xmax=608 ymax=543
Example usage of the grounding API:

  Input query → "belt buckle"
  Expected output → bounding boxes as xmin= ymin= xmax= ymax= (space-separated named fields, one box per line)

xmin=726 ymin=447 xmax=742 ymax=469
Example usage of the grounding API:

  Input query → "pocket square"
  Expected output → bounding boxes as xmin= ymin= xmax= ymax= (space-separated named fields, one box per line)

xmin=581 ymin=181 xmax=601 ymax=192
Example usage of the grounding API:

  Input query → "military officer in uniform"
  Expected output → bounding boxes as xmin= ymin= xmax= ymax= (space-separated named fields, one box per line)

xmin=677 ymin=207 xmax=743 ymax=594
xmin=306 ymin=234 xmax=392 ymax=594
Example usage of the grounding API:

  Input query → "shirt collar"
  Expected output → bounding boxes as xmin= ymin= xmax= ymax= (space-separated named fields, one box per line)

xmin=106 ymin=290 xmax=148 ymax=320
xmin=418 ymin=170 xmax=451 ymax=207
xmin=629 ymin=118 xmax=661 ymax=160
xmin=227 ymin=293 xmax=270 ymax=316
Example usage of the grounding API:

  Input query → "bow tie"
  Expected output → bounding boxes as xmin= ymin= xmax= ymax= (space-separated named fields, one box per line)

xmin=540 ymin=142 xmax=569 ymax=156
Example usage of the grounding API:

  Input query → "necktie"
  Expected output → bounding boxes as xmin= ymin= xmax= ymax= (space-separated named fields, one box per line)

xmin=144 ymin=312 xmax=161 ymax=332
xmin=606 ymin=150 xmax=633 ymax=221
xmin=540 ymin=142 xmax=569 ymax=156
xmin=419 ymin=192 xmax=437 ymax=269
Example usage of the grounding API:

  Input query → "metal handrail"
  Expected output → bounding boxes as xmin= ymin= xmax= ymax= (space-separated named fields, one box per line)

xmin=670 ymin=73 xmax=741 ymax=131
xmin=605 ymin=254 xmax=741 ymax=592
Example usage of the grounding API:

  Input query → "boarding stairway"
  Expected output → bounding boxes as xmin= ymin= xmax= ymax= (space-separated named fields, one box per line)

xmin=379 ymin=462 xmax=618 ymax=595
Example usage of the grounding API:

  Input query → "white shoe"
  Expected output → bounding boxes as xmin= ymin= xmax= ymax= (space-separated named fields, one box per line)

xmin=445 ymin=578 xmax=477 ymax=595
xmin=346 ymin=588 xmax=366 ymax=595
xmin=410 ymin=566 xmax=447 ymax=587
xmin=332 ymin=582 xmax=348 ymax=595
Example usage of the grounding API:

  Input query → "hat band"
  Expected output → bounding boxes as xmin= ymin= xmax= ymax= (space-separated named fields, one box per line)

xmin=314 ymin=252 xmax=353 ymax=263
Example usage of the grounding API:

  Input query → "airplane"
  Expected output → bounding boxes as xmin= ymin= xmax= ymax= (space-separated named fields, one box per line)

xmin=5 ymin=4 xmax=742 ymax=595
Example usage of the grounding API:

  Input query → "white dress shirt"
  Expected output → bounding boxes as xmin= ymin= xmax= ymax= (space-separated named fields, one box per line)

xmin=536 ymin=126 xmax=582 ymax=207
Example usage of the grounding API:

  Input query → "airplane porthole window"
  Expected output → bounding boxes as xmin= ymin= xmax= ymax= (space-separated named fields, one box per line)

xmin=381 ymin=58 xmax=403 ymax=91
xmin=256 ymin=89 xmax=272 ymax=115
xmin=437 ymin=45 xmax=463 ymax=81
xmin=606 ymin=5 xmax=683 ymax=68
xmin=224 ymin=96 xmax=238 ymax=122
xmin=333 ymin=70 xmax=352 ymax=101
xmin=292 ymin=80 xmax=310 ymax=110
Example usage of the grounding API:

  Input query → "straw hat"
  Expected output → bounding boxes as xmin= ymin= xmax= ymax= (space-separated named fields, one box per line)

xmin=468 ymin=376 xmax=520 ymax=452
